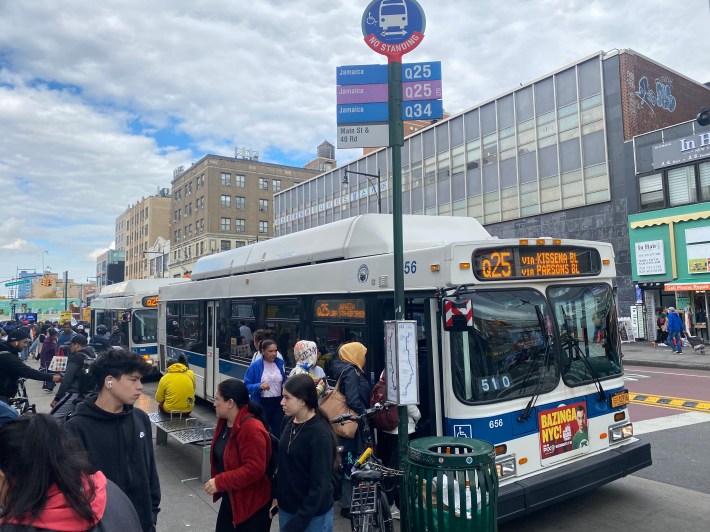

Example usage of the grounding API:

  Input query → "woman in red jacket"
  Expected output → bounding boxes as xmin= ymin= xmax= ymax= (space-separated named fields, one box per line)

xmin=204 ymin=378 xmax=272 ymax=532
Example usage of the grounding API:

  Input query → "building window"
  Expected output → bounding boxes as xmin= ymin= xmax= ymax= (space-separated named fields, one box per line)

xmin=273 ymin=179 xmax=282 ymax=192
xmin=221 ymin=172 xmax=231 ymax=186
xmin=221 ymin=240 xmax=231 ymax=251
xmin=259 ymin=178 xmax=269 ymax=190
xmin=221 ymin=195 xmax=231 ymax=208
xmin=236 ymin=241 xmax=246 ymax=248
xmin=221 ymin=217 xmax=231 ymax=231
xmin=639 ymin=173 xmax=664 ymax=210
xmin=236 ymin=219 xmax=245 ymax=233
xmin=259 ymin=199 xmax=268 ymax=212
xmin=200 ymin=241 xmax=205 ymax=255
xmin=668 ymin=166 xmax=697 ymax=206
xmin=700 ymin=162 xmax=710 ymax=202
xmin=236 ymin=196 xmax=246 ymax=209
xmin=259 ymin=221 xmax=268 ymax=234
xmin=235 ymin=175 xmax=245 ymax=187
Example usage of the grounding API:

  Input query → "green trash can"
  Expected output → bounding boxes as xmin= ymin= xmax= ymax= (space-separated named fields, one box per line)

xmin=406 ymin=437 xmax=498 ymax=532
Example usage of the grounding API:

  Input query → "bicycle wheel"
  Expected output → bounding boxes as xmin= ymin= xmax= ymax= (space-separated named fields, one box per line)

xmin=350 ymin=512 xmax=371 ymax=532
xmin=376 ymin=490 xmax=393 ymax=532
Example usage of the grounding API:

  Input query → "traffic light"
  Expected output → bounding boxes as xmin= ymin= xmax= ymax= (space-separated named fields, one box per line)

xmin=41 ymin=277 xmax=53 ymax=286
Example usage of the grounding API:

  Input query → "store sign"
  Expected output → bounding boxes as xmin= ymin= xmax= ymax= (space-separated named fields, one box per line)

xmin=635 ymin=240 xmax=665 ymax=275
xmin=652 ymin=131 xmax=710 ymax=169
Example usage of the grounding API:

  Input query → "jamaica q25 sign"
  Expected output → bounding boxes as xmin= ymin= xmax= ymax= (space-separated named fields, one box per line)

xmin=361 ymin=0 xmax=426 ymax=60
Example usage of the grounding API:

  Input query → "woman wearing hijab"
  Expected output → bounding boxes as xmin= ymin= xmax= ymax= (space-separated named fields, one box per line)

xmin=289 ymin=340 xmax=327 ymax=396
xmin=329 ymin=342 xmax=371 ymax=519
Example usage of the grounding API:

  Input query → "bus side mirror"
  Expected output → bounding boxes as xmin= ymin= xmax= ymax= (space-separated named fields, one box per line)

xmin=443 ymin=297 xmax=473 ymax=331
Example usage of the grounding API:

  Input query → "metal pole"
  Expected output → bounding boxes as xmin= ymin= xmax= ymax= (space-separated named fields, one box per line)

xmin=388 ymin=57 xmax=408 ymax=529
xmin=377 ymin=169 xmax=382 ymax=214
xmin=64 ymin=271 xmax=68 ymax=311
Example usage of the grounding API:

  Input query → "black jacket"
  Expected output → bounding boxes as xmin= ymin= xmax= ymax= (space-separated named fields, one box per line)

xmin=65 ymin=397 xmax=161 ymax=532
xmin=0 ymin=341 xmax=54 ymax=402
xmin=53 ymin=346 xmax=97 ymax=401
xmin=331 ymin=358 xmax=371 ymax=456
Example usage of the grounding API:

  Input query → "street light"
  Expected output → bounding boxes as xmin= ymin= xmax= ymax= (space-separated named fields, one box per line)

xmin=343 ymin=169 xmax=382 ymax=213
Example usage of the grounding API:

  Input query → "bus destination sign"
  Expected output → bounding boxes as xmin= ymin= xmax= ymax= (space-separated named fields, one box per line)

xmin=315 ymin=299 xmax=366 ymax=321
xmin=473 ymin=246 xmax=602 ymax=281
xmin=141 ymin=295 xmax=159 ymax=307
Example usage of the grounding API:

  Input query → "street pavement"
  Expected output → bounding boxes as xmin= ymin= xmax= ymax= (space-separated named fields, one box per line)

xmin=18 ymin=339 xmax=708 ymax=531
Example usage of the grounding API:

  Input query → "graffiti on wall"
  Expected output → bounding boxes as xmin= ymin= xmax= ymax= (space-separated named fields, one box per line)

xmin=634 ymin=75 xmax=677 ymax=116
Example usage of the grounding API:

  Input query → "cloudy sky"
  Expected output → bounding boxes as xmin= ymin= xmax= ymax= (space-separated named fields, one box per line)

xmin=1 ymin=0 xmax=708 ymax=295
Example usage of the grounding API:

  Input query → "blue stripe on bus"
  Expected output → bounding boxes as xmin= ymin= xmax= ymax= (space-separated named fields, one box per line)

xmin=164 ymin=349 xmax=248 ymax=379
xmin=444 ymin=387 xmax=627 ymax=443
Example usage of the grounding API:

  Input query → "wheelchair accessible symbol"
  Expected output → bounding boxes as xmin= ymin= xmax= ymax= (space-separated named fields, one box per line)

xmin=453 ymin=424 xmax=473 ymax=438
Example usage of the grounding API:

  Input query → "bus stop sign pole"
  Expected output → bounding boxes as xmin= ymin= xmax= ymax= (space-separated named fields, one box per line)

xmin=362 ymin=2 xmax=426 ymax=528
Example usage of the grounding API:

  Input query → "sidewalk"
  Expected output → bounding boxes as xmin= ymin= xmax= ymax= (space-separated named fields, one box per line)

xmin=621 ymin=339 xmax=710 ymax=371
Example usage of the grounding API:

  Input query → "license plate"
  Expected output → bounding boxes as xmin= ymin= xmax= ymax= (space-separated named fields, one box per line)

xmin=610 ymin=390 xmax=630 ymax=408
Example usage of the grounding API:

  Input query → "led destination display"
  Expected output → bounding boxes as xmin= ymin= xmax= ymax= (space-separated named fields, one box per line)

xmin=473 ymin=246 xmax=602 ymax=281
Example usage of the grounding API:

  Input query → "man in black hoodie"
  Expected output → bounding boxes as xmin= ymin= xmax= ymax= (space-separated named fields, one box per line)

xmin=49 ymin=334 xmax=97 ymax=421
xmin=65 ymin=348 xmax=161 ymax=532
xmin=0 ymin=329 xmax=61 ymax=403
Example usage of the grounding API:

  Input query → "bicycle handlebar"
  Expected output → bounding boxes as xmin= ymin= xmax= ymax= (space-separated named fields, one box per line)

xmin=329 ymin=401 xmax=397 ymax=426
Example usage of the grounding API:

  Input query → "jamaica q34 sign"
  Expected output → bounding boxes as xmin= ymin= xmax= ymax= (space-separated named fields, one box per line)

xmin=362 ymin=0 xmax=426 ymax=60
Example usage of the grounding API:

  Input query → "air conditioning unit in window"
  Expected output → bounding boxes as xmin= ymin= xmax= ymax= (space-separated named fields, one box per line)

xmin=259 ymin=207 xmax=266 ymax=211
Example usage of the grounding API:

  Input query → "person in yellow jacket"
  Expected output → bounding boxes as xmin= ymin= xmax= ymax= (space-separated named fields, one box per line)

xmin=155 ymin=355 xmax=196 ymax=415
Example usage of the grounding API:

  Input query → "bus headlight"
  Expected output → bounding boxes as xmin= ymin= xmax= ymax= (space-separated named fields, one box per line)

xmin=495 ymin=455 xmax=516 ymax=479
xmin=609 ymin=423 xmax=633 ymax=443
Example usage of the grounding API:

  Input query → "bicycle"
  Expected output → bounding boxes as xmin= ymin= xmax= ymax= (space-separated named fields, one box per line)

xmin=8 ymin=378 xmax=37 ymax=416
xmin=331 ymin=403 xmax=402 ymax=532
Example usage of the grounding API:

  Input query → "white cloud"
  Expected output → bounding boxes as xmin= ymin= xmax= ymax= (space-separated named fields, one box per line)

xmin=0 ymin=0 xmax=709 ymax=288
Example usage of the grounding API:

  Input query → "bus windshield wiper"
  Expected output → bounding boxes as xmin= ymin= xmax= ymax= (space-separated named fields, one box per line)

xmin=518 ymin=305 xmax=553 ymax=423
xmin=560 ymin=306 xmax=606 ymax=401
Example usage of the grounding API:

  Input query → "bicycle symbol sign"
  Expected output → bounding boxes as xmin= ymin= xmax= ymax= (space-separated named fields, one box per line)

xmin=361 ymin=0 xmax=426 ymax=60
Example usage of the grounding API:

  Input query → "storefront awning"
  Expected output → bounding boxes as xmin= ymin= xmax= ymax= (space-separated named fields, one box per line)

xmin=664 ymin=281 xmax=710 ymax=291
xmin=630 ymin=210 xmax=710 ymax=229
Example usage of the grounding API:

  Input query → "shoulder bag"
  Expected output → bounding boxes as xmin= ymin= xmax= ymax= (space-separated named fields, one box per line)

xmin=319 ymin=377 xmax=358 ymax=438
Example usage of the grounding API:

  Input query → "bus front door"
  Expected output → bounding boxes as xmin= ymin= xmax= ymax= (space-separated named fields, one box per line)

xmin=205 ymin=301 xmax=220 ymax=401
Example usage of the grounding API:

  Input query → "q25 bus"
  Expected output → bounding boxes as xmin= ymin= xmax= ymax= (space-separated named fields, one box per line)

xmin=157 ymin=214 xmax=651 ymax=521
xmin=91 ymin=278 xmax=186 ymax=371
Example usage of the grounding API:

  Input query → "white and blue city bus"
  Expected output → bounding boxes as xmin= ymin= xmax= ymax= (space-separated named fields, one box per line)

xmin=91 ymin=279 xmax=185 ymax=371
xmin=157 ymin=214 xmax=651 ymax=521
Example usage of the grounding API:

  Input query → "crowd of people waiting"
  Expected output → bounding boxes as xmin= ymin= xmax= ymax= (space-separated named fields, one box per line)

xmin=0 ymin=322 xmax=419 ymax=532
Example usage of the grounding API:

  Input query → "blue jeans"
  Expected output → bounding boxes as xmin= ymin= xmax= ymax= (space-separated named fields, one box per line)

xmin=668 ymin=331 xmax=682 ymax=352
xmin=279 ymin=508 xmax=333 ymax=532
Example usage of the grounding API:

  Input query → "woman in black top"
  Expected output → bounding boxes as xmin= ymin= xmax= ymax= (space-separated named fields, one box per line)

xmin=276 ymin=374 xmax=339 ymax=532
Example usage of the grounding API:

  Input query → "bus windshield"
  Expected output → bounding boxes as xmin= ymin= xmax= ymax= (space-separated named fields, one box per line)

xmin=450 ymin=289 xmax=558 ymax=404
xmin=132 ymin=309 xmax=158 ymax=344
xmin=548 ymin=283 xmax=622 ymax=384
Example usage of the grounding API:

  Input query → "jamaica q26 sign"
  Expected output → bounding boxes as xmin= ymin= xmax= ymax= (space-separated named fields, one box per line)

xmin=361 ymin=0 xmax=426 ymax=60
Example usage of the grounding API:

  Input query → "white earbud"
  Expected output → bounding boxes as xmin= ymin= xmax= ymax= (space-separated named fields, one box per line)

xmin=107 ymin=380 xmax=113 ymax=388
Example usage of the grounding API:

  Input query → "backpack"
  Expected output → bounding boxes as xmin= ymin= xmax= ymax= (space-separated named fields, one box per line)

xmin=243 ymin=415 xmax=279 ymax=480
xmin=370 ymin=380 xmax=398 ymax=431
xmin=76 ymin=351 xmax=98 ymax=395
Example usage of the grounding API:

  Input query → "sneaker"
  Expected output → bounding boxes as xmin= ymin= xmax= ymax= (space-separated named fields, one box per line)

xmin=389 ymin=505 xmax=400 ymax=520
